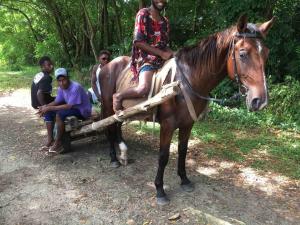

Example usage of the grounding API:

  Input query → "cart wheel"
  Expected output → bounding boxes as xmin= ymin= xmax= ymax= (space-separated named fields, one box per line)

xmin=53 ymin=124 xmax=72 ymax=154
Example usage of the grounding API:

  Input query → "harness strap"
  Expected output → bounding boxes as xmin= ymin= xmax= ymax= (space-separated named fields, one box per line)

xmin=180 ymin=82 xmax=207 ymax=121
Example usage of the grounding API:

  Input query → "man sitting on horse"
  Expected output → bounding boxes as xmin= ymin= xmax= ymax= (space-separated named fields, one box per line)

xmin=113 ymin=0 xmax=173 ymax=112
xmin=38 ymin=68 xmax=92 ymax=154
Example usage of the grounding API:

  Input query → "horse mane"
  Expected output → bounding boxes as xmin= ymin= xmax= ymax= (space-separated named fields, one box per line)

xmin=176 ymin=26 xmax=236 ymax=74
xmin=176 ymin=23 xmax=262 ymax=75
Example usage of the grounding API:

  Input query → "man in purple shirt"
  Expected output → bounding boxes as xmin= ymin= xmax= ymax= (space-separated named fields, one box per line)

xmin=38 ymin=68 xmax=92 ymax=154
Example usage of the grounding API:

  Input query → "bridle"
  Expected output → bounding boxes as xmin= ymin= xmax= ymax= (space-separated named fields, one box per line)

xmin=176 ymin=30 xmax=264 ymax=105
xmin=231 ymin=31 xmax=263 ymax=97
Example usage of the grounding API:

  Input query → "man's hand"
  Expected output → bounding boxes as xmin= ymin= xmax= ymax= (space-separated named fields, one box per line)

xmin=160 ymin=49 xmax=174 ymax=60
xmin=37 ymin=105 xmax=49 ymax=116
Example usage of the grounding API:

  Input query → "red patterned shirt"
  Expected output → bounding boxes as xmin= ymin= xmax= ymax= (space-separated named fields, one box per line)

xmin=131 ymin=8 xmax=170 ymax=78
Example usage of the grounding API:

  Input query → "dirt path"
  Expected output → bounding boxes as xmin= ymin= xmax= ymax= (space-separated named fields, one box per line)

xmin=0 ymin=89 xmax=299 ymax=225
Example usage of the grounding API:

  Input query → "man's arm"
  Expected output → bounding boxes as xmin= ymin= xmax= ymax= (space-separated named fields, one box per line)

xmin=37 ymin=90 xmax=52 ymax=105
xmin=91 ymin=65 xmax=101 ymax=100
xmin=38 ymin=102 xmax=71 ymax=116
xmin=135 ymin=42 xmax=173 ymax=60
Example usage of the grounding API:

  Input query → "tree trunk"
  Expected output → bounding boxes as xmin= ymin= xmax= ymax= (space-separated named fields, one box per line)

xmin=80 ymin=0 xmax=97 ymax=62
xmin=40 ymin=0 xmax=74 ymax=66
xmin=139 ymin=0 xmax=146 ymax=9
xmin=102 ymin=0 xmax=109 ymax=48
xmin=111 ymin=0 xmax=122 ymax=42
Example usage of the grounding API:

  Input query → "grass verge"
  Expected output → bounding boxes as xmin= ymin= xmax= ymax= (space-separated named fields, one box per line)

xmin=132 ymin=105 xmax=300 ymax=180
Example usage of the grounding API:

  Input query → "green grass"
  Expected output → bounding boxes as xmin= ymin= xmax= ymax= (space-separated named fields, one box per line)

xmin=191 ymin=111 xmax=300 ymax=179
xmin=0 ymin=67 xmax=38 ymax=93
xmin=0 ymin=67 xmax=92 ymax=94
xmin=134 ymin=106 xmax=300 ymax=179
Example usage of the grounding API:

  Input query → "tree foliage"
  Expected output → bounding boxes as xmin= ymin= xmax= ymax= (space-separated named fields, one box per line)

xmin=0 ymin=0 xmax=299 ymax=82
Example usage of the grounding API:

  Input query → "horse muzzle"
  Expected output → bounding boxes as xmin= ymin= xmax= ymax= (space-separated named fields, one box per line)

xmin=246 ymin=92 xmax=268 ymax=112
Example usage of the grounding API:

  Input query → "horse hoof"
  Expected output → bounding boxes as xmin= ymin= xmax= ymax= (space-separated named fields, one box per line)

xmin=157 ymin=196 xmax=170 ymax=206
xmin=110 ymin=161 xmax=121 ymax=168
xmin=181 ymin=182 xmax=194 ymax=192
xmin=120 ymin=158 xmax=128 ymax=166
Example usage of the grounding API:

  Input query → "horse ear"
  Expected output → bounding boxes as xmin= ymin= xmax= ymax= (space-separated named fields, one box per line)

xmin=237 ymin=14 xmax=248 ymax=33
xmin=259 ymin=17 xmax=276 ymax=38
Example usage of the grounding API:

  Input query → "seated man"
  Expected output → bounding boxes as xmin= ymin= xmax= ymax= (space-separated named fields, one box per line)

xmin=31 ymin=56 xmax=55 ymax=149
xmin=88 ymin=50 xmax=111 ymax=104
xmin=38 ymin=68 xmax=92 ymax=154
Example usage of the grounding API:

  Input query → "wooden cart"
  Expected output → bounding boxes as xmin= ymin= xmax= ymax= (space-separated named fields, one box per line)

xmin=58 ymin=81 xmax=181 ymax=153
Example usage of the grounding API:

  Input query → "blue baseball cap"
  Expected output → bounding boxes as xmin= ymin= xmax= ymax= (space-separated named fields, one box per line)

xmin=55 ymin=68 xmax=68 ymax=79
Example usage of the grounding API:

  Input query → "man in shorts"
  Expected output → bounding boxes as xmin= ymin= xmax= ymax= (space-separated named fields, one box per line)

xmin=31 ymin=56 xmax=55 ymax=149
xmin=38 ymin=68 xmax=92 ymax=154
xmin=113 ymin=0 xmax=173 ymax=112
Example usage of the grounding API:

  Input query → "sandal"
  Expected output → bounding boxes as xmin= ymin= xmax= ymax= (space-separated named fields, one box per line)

xmin=46 ymin=144 xmax=63 ymax=156
xmin=40 ymin=141 xmax=54 ymax=151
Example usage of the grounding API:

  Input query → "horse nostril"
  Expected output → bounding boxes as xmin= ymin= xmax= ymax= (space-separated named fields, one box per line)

xmin=251 ymin=98 xmax=261 ymax=111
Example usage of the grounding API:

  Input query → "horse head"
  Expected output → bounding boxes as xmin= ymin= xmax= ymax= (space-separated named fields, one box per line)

xmin=227 ymin=15 xmax=275 ymax=111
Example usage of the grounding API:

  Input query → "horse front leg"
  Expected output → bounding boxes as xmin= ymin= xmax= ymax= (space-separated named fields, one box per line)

xmin=102 ymin=95 xmax=121 ymax=168
xmin=155 ymin=120 xmax=174 ymax=205
xmin=178 ymin=125 xmax=195 ymax=192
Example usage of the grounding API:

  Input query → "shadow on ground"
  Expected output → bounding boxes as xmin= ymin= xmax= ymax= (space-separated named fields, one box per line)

xmin=0 ymin=104 xmax=299 ymax=225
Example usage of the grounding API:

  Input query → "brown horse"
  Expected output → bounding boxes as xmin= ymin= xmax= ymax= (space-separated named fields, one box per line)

xmin=99 ymin=15 xmax=275 ymax=205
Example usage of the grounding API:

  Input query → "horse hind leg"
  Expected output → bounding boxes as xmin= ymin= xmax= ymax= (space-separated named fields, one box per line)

xmin=105 ymin=124 xmax=121 ymax=168
xmin=116 ymin=122 xmax=128 ymax=166
xmin=178 ymin=125 xmax=194 ymax=192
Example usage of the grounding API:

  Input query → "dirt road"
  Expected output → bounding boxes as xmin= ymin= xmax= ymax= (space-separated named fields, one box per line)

xmin=0 ymin=89 xmax=299 ymax=225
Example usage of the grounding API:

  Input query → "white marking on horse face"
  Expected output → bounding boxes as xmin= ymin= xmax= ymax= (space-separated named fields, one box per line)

xmin=256 ymin=40 xmax=263 ymax=55
xmin=256 ymin=40 xmax=268 ymax=110
xmin=259 ymin=71 xmax=268 ymax=110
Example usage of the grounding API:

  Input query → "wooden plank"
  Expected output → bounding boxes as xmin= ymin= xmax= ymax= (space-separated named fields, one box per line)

xmin=70 ymin=81 xmax=180 ymax=137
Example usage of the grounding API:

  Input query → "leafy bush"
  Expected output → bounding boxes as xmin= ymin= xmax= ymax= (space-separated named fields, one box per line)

xmin=265 ymin=77 xmax=300 ymax=128
xmin=208 ymin=77 xmax=300 ymax=131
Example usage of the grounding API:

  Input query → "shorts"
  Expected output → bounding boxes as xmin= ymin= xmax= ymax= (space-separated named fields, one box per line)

xmin=139 ymin=64 xmax=159 ymax=74
xmin=44 ymin=108 xmax=84 ymax=123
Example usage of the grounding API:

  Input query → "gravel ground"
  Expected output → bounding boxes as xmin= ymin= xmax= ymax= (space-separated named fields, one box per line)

xmin=0 ymin=89 xmax=299 ymax=225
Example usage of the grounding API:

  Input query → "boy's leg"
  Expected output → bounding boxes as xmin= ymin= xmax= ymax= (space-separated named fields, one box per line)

xmin=50 ymin=108 xmax=83 ymax=152
xmin=43 ymin=111 xmax=56 ymax=148
xmin=45 ymin=122 xmax=54 ymax=147
xmin=113 ymin=69 xmax=154 ymax=111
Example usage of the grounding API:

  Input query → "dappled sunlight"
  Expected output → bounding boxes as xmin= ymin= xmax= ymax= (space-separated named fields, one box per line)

xmin=36 ymin=129 xmax=47 ymax=136
xmin=187 ymin=150 xmax=299 ymax=198
xmin=0 ymin=89 xmax=32 ymax=109
xmin=237 ymin=167 xmax=288 ymax=196
xmin=219 ymin=161 xmax=235 ymax=169
xmin=187 ymin=138 xmax=202 ymax=148
xmin=196 ymin=166 xmax=219 ymax=177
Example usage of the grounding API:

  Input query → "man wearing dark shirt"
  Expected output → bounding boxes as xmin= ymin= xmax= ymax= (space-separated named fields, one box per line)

xmin=31 ymin=56 xmax=55 ymax=149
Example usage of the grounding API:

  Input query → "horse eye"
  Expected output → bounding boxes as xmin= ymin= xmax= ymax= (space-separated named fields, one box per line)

xmin=239 ymin=49 xmax=247 ymax=59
